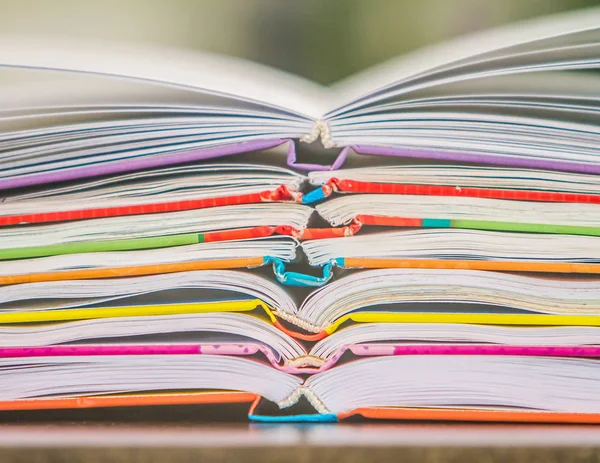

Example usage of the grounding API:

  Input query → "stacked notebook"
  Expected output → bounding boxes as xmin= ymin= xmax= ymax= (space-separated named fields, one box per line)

xmin=1 ymin=7 xmax=600 ymax=423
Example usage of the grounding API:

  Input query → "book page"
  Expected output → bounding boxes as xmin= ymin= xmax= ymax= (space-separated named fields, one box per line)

xmin=0 ymin=36 xmax=329 ymax=119
xmin=329 ymin=6 xmax=600 ymax=115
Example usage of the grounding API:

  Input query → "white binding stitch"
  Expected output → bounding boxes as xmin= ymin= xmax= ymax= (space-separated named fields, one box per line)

xmin=300 ymin=120 xmax=335 ymax=149
xmin=284 ymin=355 xmax=325 ymax=368
xmin=277 ymin=386 xmax=330 ymax=414
xmin=273 ymin=310 xmax=324 ymax=333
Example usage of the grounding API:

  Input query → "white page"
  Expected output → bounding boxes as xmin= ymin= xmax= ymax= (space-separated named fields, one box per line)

xmin=0 ymin=8 xmax=598 ymax=123
xmin=0 ymin=68 xmax=300 ymax=117
xmin=330 ymin=6 xmax=600 ymax=114
xmin=0 ymin=36 xmax=328 ymax=119
xmin=298 ymin=268 xmax=600 ymax=329
xmin=305 ymin=356 xmax=600 ymax=414
xmin=327 ymin=72 xmax=600 ymax=122
xmin=6 ymin=163 xmax=304 ymax=203
xmin=333 ymin=42 xmax=600 ymax=121
xmin=311 ymin=323 xmax=600 ymax=360
xmin=316 ymin=195 xmax=600 ymax=227
xmin=0 ymin=355 xmax=302 ymax=403
xmin=0 ymin=203 xmax=313 ymax=249
xmin=0 ymin=312 xmax=306 ymax=360
xmin=301 ymin=230 xmax=600 ymax=266
xmin=0 ymin=236 xmax=297 ymax=276
xmin=0 ymin=270 xmax=298 ymax=315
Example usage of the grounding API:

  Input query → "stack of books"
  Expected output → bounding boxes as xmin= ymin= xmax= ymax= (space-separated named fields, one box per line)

xmin=0 ymin=7 xmax=600 ymax=423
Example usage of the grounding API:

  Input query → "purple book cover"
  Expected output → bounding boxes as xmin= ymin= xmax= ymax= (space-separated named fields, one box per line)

xmin=1 ymin=138 xmax=599 ymax=191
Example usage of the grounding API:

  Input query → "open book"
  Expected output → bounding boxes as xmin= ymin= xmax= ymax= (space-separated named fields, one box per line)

xmin=0 ymin=6 xmax=600 ymax=192
xmin=2 ymin=161 xmax=600 ymax=289
xmin=1 ymin=6 xmax=600 ymax=424
xmin=3 ymin=269 xmax=600 ymax=422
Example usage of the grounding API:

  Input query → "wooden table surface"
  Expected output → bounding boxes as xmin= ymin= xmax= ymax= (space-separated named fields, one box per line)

xmin=0 ymin=423 xmax=599 ymax=462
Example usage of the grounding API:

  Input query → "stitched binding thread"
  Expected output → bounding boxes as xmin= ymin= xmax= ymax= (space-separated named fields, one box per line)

xmin=273 ymin=310 xmax=324 ymax=333
xmin=277 ymin=386 xmax=330 ymax=414
xmin=284 ymin=356 xmax=325 ymax=368
xmin=300 ymin=120 xmax=335 ymax=149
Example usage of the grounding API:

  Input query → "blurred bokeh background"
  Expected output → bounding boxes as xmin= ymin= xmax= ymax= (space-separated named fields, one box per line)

xmin=0 ymin=0 xmax=598 ymax=84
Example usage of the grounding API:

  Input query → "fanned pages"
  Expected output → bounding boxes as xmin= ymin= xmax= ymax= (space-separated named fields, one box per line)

xmin=0 ymin=236 xmax=298 ymax=284
xmin=2 ymin=164 xmax=304 ymax=215
xmin=3 ymin=314 xmax=600 ymax=373
xmin=2 ymin=355 xmax=600 ymax=419
xmin=0 ymin=204 xmax=311 ymax=252
xmin=0 ymin=7 xmax=598 ymax=188
xmin=3 ymin=268 xmax=600 ymax=330
xmin=302 ymin=229 xmax=600 ymax=274
xmin=315 ymin=195 xmax=600 ymax=236
xmin=301 ymin=356 xmax=600 ymax=414
xmin=285 ymin=269 xmax=600 ymax=335
xmin=0 ymin=5 xmax=600 ymax=424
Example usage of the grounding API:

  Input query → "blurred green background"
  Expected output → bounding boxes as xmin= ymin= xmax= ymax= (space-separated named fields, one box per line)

xmin=0 ymin=0 xmax=598 ymax=84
